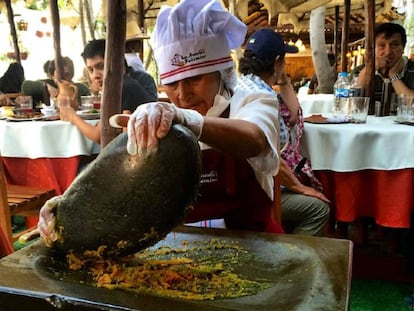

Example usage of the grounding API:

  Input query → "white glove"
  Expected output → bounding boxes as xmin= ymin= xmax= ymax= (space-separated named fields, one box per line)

xmin=127 ymin=102 xmax=204 ymax=155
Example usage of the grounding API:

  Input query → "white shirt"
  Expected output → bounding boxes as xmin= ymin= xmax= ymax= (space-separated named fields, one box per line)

xmin=200 ymin=76 xmax=280 ymax=200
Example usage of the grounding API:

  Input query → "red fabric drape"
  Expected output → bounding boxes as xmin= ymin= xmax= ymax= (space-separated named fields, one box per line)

xmin=1 ymin=157 xmax=80 ymax=256
xmin=316 ymin=169 xmax=414 ymax=228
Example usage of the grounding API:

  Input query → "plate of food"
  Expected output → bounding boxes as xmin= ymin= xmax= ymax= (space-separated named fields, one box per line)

xmin=77 ymin=109 xmax=100 ymax=120
xmin=394 ymin=119 xmax=414 ymax=126
xmin=0 ymin=106 xmax=15 ymax=119
xmin=6 ymin=111 xmax=45 ymax=122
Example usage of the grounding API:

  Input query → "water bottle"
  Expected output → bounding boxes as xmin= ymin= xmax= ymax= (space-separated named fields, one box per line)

xmin=333 ymin=72 xmax=350 ymax=115
xmin=349 ymin=74 xmax=362 ymax=97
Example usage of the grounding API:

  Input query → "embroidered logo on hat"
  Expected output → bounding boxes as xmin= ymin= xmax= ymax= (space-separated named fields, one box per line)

xmin=171 ymin=49 xmax=207 ymax=67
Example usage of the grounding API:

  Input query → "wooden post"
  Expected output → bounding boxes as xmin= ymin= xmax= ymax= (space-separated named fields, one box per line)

xmin=101 ymin=0 xmax=126 ymax=147
xmin=340 ymin=0 xmax=350 ymax=72
xmin=49 ymin=0 xmax=63 ymax=81
xmin=5 ymin=0 xmax=21 ymax=65
xmin=334 ymin=5 xmax=339 ymax=70
xmin=137 ymin=0 xmax=145 ymax=58
xmin=364 ymin=0 xmax=376 ymax=115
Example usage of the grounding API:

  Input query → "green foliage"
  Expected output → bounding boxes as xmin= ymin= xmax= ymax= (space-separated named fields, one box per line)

xmin=25 ymin=0 xmax=74 ymax=11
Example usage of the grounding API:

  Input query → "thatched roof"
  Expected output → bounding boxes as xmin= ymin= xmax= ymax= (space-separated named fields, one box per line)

xmin=244 ymin=0 xmax=405 ymax=44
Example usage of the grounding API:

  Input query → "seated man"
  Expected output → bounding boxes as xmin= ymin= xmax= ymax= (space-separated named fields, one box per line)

xmin=59 ymin=39 xmax=158 ymax=144
xmin=355 ymin=23 xmax=414 ymax=113
xmin=124 ymin=36 xmax=158 ymax=100
xmin=21 ymin=57 xmax=90 ymax=105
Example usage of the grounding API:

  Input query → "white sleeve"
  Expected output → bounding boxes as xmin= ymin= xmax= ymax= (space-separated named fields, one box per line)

xmin=230 ymin=91 xmax=280 ymax=176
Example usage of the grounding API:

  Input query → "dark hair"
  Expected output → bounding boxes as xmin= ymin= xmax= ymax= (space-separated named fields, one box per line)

xmin=238 ymin=49 xmax=276 ymax=76
xmin=0 ymin=62 xmax=25 ymax=93
xmin=81 ymin=39 xmax=106 ymax=62
xmin=47 ymin=56 xmax=75 ymax=80
xmin=43 ymin=60 xmax=53 ymax=76
xmin=375 ymin=23 xmax=407 ymax=47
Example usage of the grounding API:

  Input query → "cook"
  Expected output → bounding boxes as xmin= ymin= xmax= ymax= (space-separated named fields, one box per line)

xmin=38 ymin=0 xmax=283 ymax=242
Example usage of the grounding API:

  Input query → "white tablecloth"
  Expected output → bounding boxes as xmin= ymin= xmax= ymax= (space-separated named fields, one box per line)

xmin=0 ymin=119 xmax=100 ymax=158
xmin=298 ymin=94 xmax=335 ymax=116
xmin=301 ymin=116 xmax=414 ymax=171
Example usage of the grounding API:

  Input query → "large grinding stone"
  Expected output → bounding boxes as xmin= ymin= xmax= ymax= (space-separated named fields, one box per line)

xmin=54 ymin=124 xmax=201 ymax=256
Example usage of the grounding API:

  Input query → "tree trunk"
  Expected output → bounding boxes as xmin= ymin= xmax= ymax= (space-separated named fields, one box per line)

xmin=340 ymin=0 xmax=350 ymax=72
xmin=309 ymin=6 xmax=336 ymax=94
xmin=101 ymin=0 xmax=126 ymax=147
xmin=50 ymin=0 xmax=63 ymax=81
xmin=5 ymin=0 xmax=21 ymax=65
xmin=79 ymin=0 xmax=87 ymax=46
xmin=404 ymin=0 xmax=414 ymax=58
xmin=364 ymin=0 xmax=376 ymax=114
xmin=84 ymin=0 xmax=95 ymax=40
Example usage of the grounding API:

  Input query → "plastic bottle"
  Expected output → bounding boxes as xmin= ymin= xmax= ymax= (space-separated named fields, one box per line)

xmin=349 ymin=74 xmax=362 ymax=97
xmin=334 ymin=72 xmax=350 ymax=102
xmin=333 ymin=72 xmax=350 ymax=116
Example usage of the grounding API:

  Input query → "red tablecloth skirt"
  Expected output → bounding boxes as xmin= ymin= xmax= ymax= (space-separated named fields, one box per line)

xmin=316 ymin=169 xmax=414 ymax=228
xmin=1 ymin=157 xmax=80 ymax=255
xmin=2 ymin=157 xmax=80 ymax=195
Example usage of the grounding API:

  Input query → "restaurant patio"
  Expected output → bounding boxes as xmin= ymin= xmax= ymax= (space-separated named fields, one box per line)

xmin=0 ymin=0 xmax=413 ymax=310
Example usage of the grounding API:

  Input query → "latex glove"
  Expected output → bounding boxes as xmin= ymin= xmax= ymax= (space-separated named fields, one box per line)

xmin=38 ymin=196 xmax=61 ymax=247
xmin=127 ymin=102 xmax=203 ymax=156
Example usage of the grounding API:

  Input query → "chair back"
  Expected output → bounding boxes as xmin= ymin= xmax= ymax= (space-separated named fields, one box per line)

xmin=0 ymin=154 xmax=55 ymax=246
xmin=0 ymin=156 xmax=12 ymax=244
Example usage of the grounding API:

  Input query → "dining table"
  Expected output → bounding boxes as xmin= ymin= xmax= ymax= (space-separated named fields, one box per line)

xmin=297 ymin=93 xmax=336 ymax=116
xmin=0 ymin=118 xmax=100 ymax=195
xmin=301 ymin=115 xmax=414 ymax=229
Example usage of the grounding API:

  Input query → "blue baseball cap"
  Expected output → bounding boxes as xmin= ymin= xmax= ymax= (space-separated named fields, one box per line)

xmin=245 ymin=28 xmax=298 ymax=60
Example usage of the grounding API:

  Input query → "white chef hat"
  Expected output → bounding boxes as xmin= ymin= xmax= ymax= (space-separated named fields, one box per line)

xmin=150 ymin=0 xmax=247 ymax=85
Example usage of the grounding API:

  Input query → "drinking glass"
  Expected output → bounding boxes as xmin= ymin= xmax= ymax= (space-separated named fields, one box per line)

xmin=396 ymin=95 xmax=414 ymax=122
xmin=350 ymin=97 xmax=370 ymax=123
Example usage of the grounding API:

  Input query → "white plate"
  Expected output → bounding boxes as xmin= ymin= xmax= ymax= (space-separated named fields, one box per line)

xmin=76 ymin=110 xmax=100 ymax=120
xmin=6 ymin=115 xmax=45 ymax=122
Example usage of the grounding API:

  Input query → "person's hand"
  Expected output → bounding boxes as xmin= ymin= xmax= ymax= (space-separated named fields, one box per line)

xmin=0 ymin=94 xmax=11 ymax=106
xmin=388 ymin=57 xmax=405 ymax=77
xmin=287 ymin=110 xmax=299 ymax=127
xmin=58 ymin=96 xmax=77 ymax=123
xmin=38 ymin=196 xmax=61 ymax=247
xmin=300 ymin=185 xmax=330 ymax=203
xmin=126 ymin=102 xmax=203 ymax=156
xmin=59 ymin=104 xmax=77 ymax=123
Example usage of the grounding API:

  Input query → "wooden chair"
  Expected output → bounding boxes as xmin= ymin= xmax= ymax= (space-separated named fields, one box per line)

xmin=0 ymin=155 xmax=56 ymax=246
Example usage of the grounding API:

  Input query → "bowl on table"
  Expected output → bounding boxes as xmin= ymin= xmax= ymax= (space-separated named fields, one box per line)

xmin=40 ymin=107 xmax=58 ymax=117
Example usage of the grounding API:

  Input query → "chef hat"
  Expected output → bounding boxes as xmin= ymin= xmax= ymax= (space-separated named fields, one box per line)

xmin=150 ymin=0 xmax=247 ymax=85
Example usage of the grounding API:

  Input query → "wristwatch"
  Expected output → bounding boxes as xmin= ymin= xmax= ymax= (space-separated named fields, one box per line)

xmin=390 ymin=73 xmax=402 ymax=82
